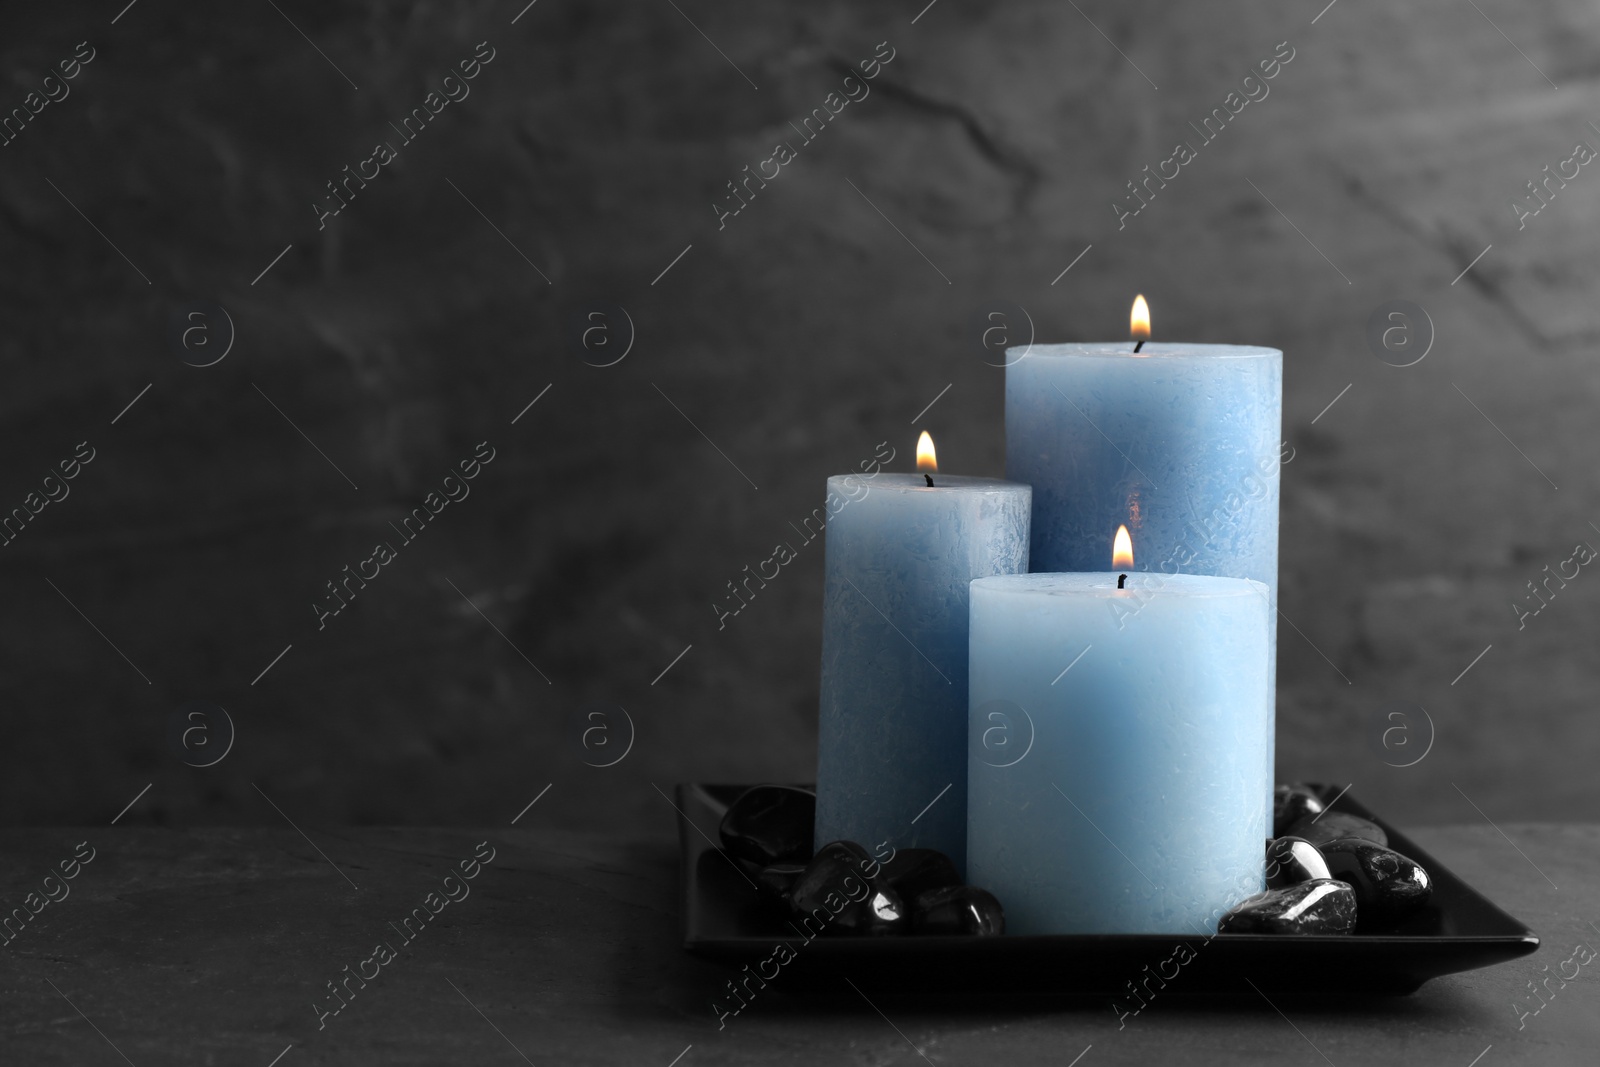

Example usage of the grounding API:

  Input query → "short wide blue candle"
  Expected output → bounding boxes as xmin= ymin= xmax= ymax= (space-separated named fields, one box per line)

xmin=815 ymin=473 xmax=1030 ymax=870
xmin=967 ymin=572 xmax=1270 ymax=935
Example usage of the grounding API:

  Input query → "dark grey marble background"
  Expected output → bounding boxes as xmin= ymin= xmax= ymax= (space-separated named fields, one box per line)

xmin=0 ymin=0 xmax=1593 ymax=833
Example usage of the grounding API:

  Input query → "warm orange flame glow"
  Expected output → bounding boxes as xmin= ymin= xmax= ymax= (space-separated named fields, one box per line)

xmin=1112 ymin=524 xmax=1134 ymax=570
xmin=916 ymin=431 xmax=938 ymax=473
xmin=1130 ymin=295 xmax=1151 ymax=341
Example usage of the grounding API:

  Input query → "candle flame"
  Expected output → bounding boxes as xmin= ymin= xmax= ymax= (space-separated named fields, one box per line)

xmin=1130 ymin=295 xmax=1151 ymax=342
xmin=916 ymin=430 xmax=938 ymax=473
xmin=1112 ymin=524 xmax=1134 ymax=570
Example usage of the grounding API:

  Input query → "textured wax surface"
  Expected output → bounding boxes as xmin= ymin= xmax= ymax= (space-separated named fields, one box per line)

xmin=1006 ymin=343 xmax=1283 ymax=585
xmin=967 ymin=573 xmax=1270 ymax=935
xmin=1006 ymin=343 xmax=1283 ymax=810
xmin=815 ymin=475 xmax=1029 ymax=869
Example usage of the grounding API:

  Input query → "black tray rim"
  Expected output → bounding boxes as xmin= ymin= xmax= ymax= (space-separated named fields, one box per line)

xmin=675 ymin=781 xmax=1539 ymax=984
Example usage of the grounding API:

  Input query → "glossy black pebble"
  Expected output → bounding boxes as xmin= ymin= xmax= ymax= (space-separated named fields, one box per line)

xmin=788 ymin=841 xmax=906 ymax=935
xmin=1273 ymin=783 xmax=1324 ymax=837
xmin=1286 ymin=811 xmax=1389 ymax=848
xmin=1319 ymin=838 xmax=1432 ymax=928
xmin=911 ymin=885 xmax=1005 ymax=936
xmin=1266 ymin=836 xmax=1332 ymax=889
xmin=718 ymin=785 xmax=816 ymax=866
xmin=1217 ymin=879 xmax=1357 ymax=935
xmin=880 ymin=849 xmax=963 ymax=902
xmin=757 ymin=862 xmax=805 ymax=899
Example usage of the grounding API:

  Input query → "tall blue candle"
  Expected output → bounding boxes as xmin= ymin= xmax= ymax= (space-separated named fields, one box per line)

xmin=1005 ymin=309 xmax=1282 ymax=801
xmin=967 ymin=565 xmax=1271 ymax=934
xmin=815 ymin=436 xmax=1030 ymax=870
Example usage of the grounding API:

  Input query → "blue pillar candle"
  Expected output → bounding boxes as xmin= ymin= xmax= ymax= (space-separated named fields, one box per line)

xmin=1005 ymin=324 xmax=1282 ymax=802
xmin=967 ymin=566 xmax=1271 ymax=935
xmin=815 ymin=441 xmax=1030 ymax=871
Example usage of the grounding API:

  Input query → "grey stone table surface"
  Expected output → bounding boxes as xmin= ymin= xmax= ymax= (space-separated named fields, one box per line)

xmin=1 ymin=821 xmax=1597 ymax=1066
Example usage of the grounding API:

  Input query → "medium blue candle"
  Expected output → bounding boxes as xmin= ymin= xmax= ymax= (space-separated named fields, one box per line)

xmin=967 ymin=563 xmax=1271 ymax=935
xmin=815 ymin=437 xmax=1030 ymax=871
xmin=1005 ymin=311 xmax=1282 ymax=803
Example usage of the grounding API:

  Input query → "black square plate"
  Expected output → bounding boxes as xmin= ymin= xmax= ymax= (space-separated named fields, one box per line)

xmin=675 ymin=783 xmax=1538 ymax=997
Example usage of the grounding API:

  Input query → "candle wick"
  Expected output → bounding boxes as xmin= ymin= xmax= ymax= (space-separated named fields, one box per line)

xmin=1133 ymin=340 xmax=1145 ymax=353
xmin=924 ymin=473 xmax=935 ymax=487
xmin=1117 ymin=573 xmax=1127 ymax=589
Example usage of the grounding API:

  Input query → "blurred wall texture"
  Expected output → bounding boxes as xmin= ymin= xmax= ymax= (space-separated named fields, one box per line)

xmin=1 ymin=1 xmax=1595 ymax=831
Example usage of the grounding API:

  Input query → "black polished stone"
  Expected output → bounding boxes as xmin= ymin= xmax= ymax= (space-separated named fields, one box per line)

xmin=718 ymin=784 xmax=816 ymax=866
xmin=757 ymin=862 xmax=805 ymax=900
xmin=1273 ymin=783 xmax=1325 ymax=837
xmin=1287 ymin=811 xmax=1390 ymax=848
xmin=1266 ymin=836 xmax=1333 ymax=888
xmin=911 ymin=885 xmax=1005 ymax=936
xmin=788 ymin=840 xmax=907 ymax=935
xmin=1319 ymin=838 xmax=1432 ymax=928
xmin=880 ymin=848 xmax=963 ymax=903
xmin=1217 ymin=879 xmax=1357 ymax=935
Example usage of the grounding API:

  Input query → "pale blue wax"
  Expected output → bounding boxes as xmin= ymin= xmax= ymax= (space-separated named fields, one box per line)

xmin=815 ymin=474 xmax=1030 ymax=870
xmin=967 ymin=573 xmax=1271 ymax=934
xmin=1005 ymin=343 xmax=1283 ymax=804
